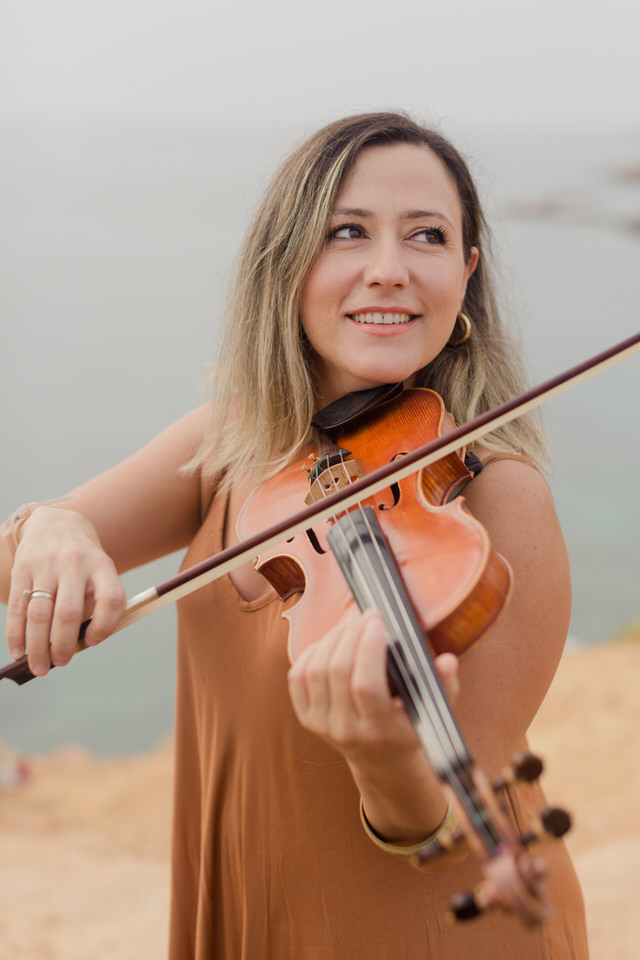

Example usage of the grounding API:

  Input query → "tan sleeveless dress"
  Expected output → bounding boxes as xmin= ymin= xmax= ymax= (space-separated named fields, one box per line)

xmin=169 ymin=466 xmax=589 ymax=959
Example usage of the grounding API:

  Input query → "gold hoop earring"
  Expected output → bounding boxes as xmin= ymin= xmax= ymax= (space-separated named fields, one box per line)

xmin=449 ymin=312 xmax=472 ymax=346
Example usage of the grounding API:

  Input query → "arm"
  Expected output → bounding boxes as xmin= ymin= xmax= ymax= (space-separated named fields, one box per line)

xmin=288 ymin=459 xmax=571 ymax=844
xmin=2 ymin=403 xmax=213 ymax=675
xmin=456 ymin=458 xmax=571 ymax=774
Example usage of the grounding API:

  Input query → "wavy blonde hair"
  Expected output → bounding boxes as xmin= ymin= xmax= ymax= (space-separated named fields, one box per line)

xmin=189 ymin=112 xmax=548 ymax=483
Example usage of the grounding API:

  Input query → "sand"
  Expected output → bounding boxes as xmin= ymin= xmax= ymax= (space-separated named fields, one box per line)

xmin=1 ymin=639 xmax=638 ymax=959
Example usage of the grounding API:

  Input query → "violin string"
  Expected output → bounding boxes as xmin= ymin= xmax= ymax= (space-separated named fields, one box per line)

xmin=315 ymin=450 xmax=497 ymax=847
xmin=338 ymin=509 xmax=472 ymax=778
xmin=322 ymin=455 xmax=471 ymax=776
xmin=338 ymin=456 xmax=469 ymax=756
xmin=335 ymin=498 xmax=495 ymax=844
xmin=326 ymin=491 xmax=493 ymax=842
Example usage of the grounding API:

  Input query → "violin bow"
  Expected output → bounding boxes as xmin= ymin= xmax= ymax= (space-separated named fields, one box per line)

xmin=2 ymin=330 xmax=639 ymax=686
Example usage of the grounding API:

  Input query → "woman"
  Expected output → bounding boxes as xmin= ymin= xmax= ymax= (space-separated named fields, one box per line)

xmin=1 ymin=113 xmax=588 ymax=958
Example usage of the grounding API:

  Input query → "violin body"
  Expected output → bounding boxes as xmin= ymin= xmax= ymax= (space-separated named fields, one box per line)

xmin=239 ymin=388 xmax=512 ymax=663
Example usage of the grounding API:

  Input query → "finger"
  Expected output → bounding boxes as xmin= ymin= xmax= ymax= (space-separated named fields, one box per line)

xmin=298 ymin=630 xmax=344 ymax=716
xmin=49 ymin=581 xmax=89 ymax=667
xmin=323 ymin=611 xmax=384 ymax=709
xmin=323 ymin=620 xmax=370 ymax=731
xmin=287 ymin=663 xmax=310 ymax=720
xmin=434 ymin=652 xmax=460 ymax=704
xmin=288 ymin=633 xmax=333 ymax=720
xmin=288 ymin=616 xmax=358 ymax=721
xmin=511 ymin=868 xmax=552 ymax=924
xmin=24 ymin=585 xmax=58 ymax=676
xmin=348 ymin=611 xmax=392 ymax=719
xmin=82 ymin=568 xmax=126 ymax=646
xmin=482 ymin=852 xmax=552 ymax=925
xmin=5 ymin=568 xmax=34 ymax=659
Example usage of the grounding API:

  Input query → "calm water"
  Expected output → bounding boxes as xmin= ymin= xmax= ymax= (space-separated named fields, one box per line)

xmin=1 ymin=118 xmax=638 ymax=754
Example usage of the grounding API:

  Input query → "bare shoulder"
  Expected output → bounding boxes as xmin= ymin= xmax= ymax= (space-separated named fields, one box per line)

xmin=461 ymin=451 xmax=560 ymax=558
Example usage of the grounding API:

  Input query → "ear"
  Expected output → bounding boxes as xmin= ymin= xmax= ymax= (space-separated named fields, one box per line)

xmin=460 ymin=246 xmax=479 ymax=304
xmin=465 ymin=246 xmax=480 ymax=281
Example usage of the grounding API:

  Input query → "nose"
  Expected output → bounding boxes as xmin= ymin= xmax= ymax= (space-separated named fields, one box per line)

xmin=363 ymin=238 xmax=409 ymax=288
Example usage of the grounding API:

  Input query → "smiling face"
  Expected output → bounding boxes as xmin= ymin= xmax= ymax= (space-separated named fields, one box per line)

xmin=300 ymin=143 xmax=479 ymax=405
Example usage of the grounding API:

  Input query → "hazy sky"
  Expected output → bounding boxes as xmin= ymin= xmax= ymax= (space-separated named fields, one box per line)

xmin=2 ymin=0 xmax=638 ymax=129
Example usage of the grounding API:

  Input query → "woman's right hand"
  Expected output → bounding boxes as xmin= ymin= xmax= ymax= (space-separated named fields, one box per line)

xmin=6 ymin=507 xmax=127 ymax=676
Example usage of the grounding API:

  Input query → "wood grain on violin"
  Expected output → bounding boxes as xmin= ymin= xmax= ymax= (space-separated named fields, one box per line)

xmin=239 ymin=389 xmax=511 ymax=662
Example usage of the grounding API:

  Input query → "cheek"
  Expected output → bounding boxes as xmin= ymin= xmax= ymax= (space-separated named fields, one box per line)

xmin=424 ymin=270 xmax=469 ymax=313
xmin=300 ymin=262 xmax=333 ymax=334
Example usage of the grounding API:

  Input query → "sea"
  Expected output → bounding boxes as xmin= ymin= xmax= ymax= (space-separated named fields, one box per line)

xmin=1 ymin=117 xmax=638 ymax=755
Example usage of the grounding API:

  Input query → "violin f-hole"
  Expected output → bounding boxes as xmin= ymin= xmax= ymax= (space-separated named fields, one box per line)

xmin=377 ymin=481 xmax=400 ymax=510
xmin=377 ymin=454 xmax=406 ymax=511
xmin=305 ymin=528 xmax=327 ymax=555
xmin=285 ymin=529 xmax=327 ymax=556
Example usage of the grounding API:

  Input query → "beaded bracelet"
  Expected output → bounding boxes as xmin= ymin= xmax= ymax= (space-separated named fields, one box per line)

xmin=360 ymin=799 xmax=457 ymax=857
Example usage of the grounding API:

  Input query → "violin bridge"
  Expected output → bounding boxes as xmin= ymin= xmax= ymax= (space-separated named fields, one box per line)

xmin=304 ymin=460 xmax=362 ymax=505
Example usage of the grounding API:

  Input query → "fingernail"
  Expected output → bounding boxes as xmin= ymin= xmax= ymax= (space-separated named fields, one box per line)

xmin=9 ymin=649 xmax=23 ymax=661
xmin=32 ymin=664 xmax=48 ymax=677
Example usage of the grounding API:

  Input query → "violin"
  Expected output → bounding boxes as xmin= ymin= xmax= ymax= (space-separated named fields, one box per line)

xmin=239 ymin=386 xmax=568 ymax=926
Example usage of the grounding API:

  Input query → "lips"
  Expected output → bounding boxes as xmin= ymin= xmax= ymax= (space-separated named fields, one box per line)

xmin=348 ymin=311 xmax=418 ymax=325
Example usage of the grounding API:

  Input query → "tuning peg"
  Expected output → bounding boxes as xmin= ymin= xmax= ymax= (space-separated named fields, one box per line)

xmin=410 ymin=826 xmax=467 ymax=866
xmin=520 ymin=806 xmax=572 ymax=846
xmin=492 ymin=751 xmax=544 ymax=791
xmin=449 ymin=890 xmax=483 ymax=922
xmin=540 ymin=806 xmax=571 ymax=838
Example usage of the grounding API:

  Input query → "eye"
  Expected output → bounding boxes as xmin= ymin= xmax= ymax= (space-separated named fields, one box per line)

xmin=411 ymin=226 xmax=449 ymax=245
xmin=327 ymin=223 xmax=365 ymax=241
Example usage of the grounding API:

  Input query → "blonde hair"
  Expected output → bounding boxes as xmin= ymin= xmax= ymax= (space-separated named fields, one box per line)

xmin=189 ymin=112 xmax=548 ymax=483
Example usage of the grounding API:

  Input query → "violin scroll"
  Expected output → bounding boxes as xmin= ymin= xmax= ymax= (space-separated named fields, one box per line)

xmin=408 ymin=750 xmax=572 ymax=924
xmin=446 ymin=801 xmax=573 ymax=924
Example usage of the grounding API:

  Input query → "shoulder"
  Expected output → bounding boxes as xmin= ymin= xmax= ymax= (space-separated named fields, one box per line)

xmin=461 ymin=450 xmax=567 ymax=579
xmin=464 ymin=447 xmax=550 ymax=519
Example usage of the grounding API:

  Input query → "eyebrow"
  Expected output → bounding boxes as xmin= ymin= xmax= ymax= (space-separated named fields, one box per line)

xmin=331 ymin=207 xmax=454 ymax=226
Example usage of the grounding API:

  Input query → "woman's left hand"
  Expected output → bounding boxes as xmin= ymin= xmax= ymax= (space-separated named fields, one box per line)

xmin=288 ymin=608 xmax=460 ymax=843
xmin=287 ymin=608 xmax=459 ymax=766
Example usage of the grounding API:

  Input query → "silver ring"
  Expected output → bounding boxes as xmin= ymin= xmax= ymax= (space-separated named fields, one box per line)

xmin=28 ymin=588 xmax=56 ymax=602
xmin=23 ymin=588 xmax=33 ymax=599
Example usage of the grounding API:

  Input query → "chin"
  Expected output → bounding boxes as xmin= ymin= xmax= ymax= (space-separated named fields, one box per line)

xmin=361 ymin=365 xmax=424 ymax=389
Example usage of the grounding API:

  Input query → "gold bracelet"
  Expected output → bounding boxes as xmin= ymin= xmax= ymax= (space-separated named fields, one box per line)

xmin=360 ymin=799 xmax=457 ymax=856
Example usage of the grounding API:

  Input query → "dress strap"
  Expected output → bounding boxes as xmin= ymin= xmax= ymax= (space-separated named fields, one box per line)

xmin=479 ymin=452 xmax=543 ymax=476
xmin=463 ymin=450 xmax=484 ymax=477
xmin=199 ymin=470 xmax=224 ymax=524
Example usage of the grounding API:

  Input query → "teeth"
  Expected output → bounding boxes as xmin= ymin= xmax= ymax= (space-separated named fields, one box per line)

xmin=351 ymin=312 xmax=415 ymax=325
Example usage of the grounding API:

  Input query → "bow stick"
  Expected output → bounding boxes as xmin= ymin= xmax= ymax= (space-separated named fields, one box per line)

xmin=2 ymin=330 xmax=639 ymax=686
